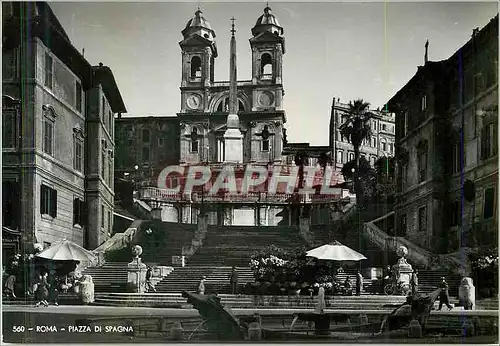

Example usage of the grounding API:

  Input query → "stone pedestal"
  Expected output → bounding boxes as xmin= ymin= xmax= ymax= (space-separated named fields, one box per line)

xmin=127 ymin=257 xmax=147 ymax=293
xmin=224 ymin=127 xmax=243 ymax=163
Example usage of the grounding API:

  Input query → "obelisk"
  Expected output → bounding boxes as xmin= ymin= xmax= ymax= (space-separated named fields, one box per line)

xmin=224 ymin=17 xmax=243 ymax=163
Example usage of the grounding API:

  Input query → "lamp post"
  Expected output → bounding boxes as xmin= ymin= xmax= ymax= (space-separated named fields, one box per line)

xmin=134 ymin=164 xmax=139 ymax=196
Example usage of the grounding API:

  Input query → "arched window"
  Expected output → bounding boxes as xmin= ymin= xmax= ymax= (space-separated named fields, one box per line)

xmin=261 ymin=53 xmax=273 ymax=76
xmin=336 ymin=150 xmax=343 ymax=164
xmin=190 ymin=127 xmax=199 ymax=153
xmin=216 ymin=98 xmax=245 ymax=112
xmin=261 ymin=125 xmax=270 ymax=152
xmin=190 ymin=56 xmax=202 ymax=78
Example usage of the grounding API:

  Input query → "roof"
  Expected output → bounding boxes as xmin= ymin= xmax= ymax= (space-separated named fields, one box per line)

xmin=384 ymin=61 xmax=447 ymax=112
xmin=252 ymin=6 xmax=284 ymax=37
xmin=182 ymin=9 xmax=216 ymax=40
xmin=93 ymin=64 xmax=127 ymax=113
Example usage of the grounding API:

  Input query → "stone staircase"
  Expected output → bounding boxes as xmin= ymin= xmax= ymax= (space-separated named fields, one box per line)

xmin=136 ymin=221 xmax=197 ymax=266
xmin=187 ymin=225 xmax=307 ymax=267
xmin=155 ymin=266 xmax=254 ymax=294
xmin=81 ymin=262 xmax=130 ymax=292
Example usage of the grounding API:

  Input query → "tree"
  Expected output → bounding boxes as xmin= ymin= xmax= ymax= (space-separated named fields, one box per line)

xmin=341 ymin=157 xmax=376 ymax=201
xmin=338 ymin=99 xmax=374 ymax=207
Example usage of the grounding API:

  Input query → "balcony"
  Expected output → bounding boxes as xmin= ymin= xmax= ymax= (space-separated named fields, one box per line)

xmin=139 ymin=187 xmax=343 ymax=205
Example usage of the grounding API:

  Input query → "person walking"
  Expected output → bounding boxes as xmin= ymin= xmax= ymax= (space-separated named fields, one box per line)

xmin=410 ymin=269 xmax=419 ymax=296
xmin=438 ymin=277 xmax=453 ymax=311
xmin=35 ymin=273 xmax=49 ymax=307
xmin=229 ymin=266 xmax=239 ymax=295
xmin=356 ymin=271 xmax=363 ymax=296
xmin=48 ymin=271 xmax=59 ymax=306
xmin=198 ymin=276 xmax=206 ymax=295
xmin=4 ymin=274 xmax=17 ymax=298
xmin=145 ymin=266 xmax=156 ymax=292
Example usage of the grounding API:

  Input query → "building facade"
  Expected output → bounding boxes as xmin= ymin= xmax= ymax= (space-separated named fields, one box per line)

xmin=387 ymin=15 xmax=498 ymax=253
xmin=114 ymin=116 xmax=180 ymax=181
xmin=2 ymin=2 xmax=126 ymax=258
xmin=329 ymin=97 xmax=396 ymax=171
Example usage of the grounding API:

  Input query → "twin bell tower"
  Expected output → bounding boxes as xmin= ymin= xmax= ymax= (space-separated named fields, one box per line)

xmin=178 ymin=5 xmax=286 ymax=166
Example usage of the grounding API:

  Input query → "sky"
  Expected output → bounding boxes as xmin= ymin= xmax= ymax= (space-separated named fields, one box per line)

xmin=50 ymin=1 xmax=498 ymax=145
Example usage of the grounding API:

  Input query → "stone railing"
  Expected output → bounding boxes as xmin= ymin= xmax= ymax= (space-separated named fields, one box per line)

xmin=139 ymin=187 xmax=342 ymax=205
xmin=363 ymin=214 xmax=433 ymax=268
xmin=182 ymin=214 xmax=209 ymax=264
xmin=92 ymin=220 xmax=143 ymax=265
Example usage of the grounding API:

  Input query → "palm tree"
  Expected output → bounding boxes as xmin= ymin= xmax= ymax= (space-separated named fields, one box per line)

xmin=338 ymin=99 xmax=374 ymax=208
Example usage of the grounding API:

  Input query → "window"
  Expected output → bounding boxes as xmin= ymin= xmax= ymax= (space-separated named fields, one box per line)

xmin=389 ymin=143 xmax=394 ymax=154
xmin=73 ymin=198 xmax=85 ymax=226
xmin=452 ymin=143 xmax=461 ymax=174
xmin=261 ymin=53 xmax=273 ymax=76
xmin=75 ymin=81 xmax=82 ymax=112
xmin=372 ymin=138 xmax=377 ymax=148
xmin=450 ymin=200 xmax=461 ymax=227
xmin=418 ymin=206 xmax=427 ymax=233
xmin=101 ymin=205 xmax=105 ymax=228
xmin=101 ymin=150 xmax=106 ymax=177
xmin=108 ymin=111 xmax=113 ymax=133
xmin=261 ymin=125 xmax=270 ymax=152
xmin=2 ymin=109 xmax=17 ymax=148
xmin=421 ymin=95 xmax=427 ymax=111
xmin=483 ymin=187 xmax=495 ymax=219
xmin=481 ymin=122 xmax=498 ymax=159
xmin=142 ymin=129 xmax=150 ymax=143
xmin=403 ymin=111 xmax=408 ymax=137
xmin=336 ymin=150 xmax=343 ymax=164
xmin=417 ymin=143 xmax=427 ymax=183
xmin=190 ymin=56 xmax=202 ymax=78
xmin=40 ymin=184 xmax=57 ymax=217
xmin=43 ymin=118 xmax=54 ymax=155
xmin=108 ymin=211 xmax=112 ymax=234
xmin=142 ymin=147 xmax=150 ymax=162
xmin=399 ymin=214 xmax=407 ymax=236
xmin=382 ymin=124 xmax=387 ymax=131
xmin=349 ymin=152 xmax=354 ymax=162
xmin=158 ymin=137 xmax=165 ymax=147
xmin=381 ymin=141 xmax=387 ymax=152
xmin=101 ymin=96 xmax=105 ymax=118
xmin=74 ymin=138 xmax=83 ymax=172
xmin=401 ymin=162 xmax=408 ymax=190
xmin=370 ymin=156 xmax=376 ymax=166
xmin=44 ymin=53 xmax=53 ymax=89
xmin=2 ymin=49 xmax=18 ymax=79
xmin=190 ymin=128 xmax=199 ymax=153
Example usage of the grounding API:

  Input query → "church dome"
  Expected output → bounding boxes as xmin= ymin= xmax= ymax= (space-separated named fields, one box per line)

xmin=252 ymin=6 xmax=284 ymax=36
xmin=182 ymin=9 xmax=216 ymax=41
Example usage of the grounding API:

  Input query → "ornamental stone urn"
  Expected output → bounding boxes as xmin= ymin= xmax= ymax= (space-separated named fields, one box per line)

xmin=392 ymin=246 xmax=413 ymax=287
xmin=127 ymin=245 xmax=147 ymax=293
xmin=458 ymin=277 xmax=475 ymax=310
